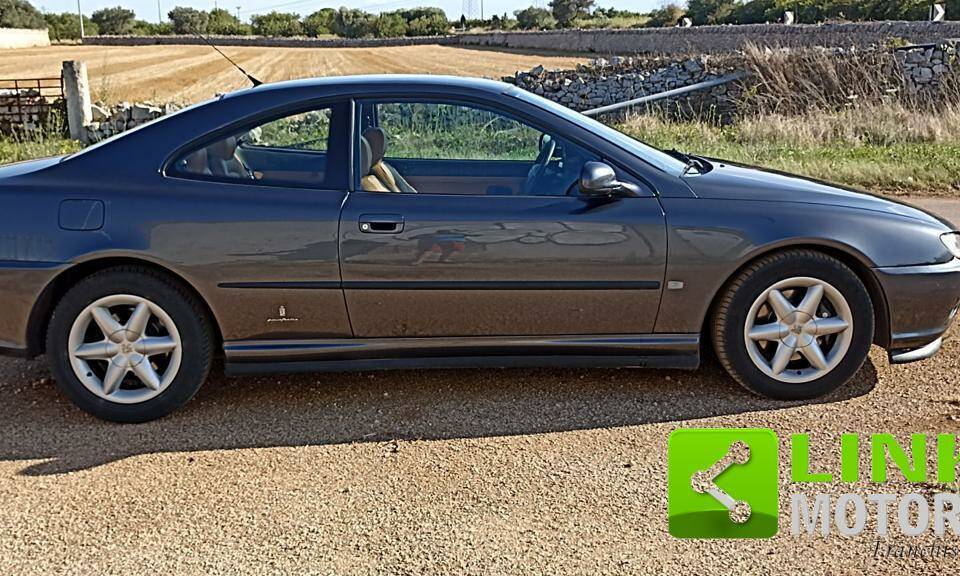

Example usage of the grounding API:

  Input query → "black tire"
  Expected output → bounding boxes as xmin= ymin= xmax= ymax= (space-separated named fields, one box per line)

xmin=712 ymin=249 xmax=874 ymax=400
xmin=46 ymin=267 xmax=213 ymax=423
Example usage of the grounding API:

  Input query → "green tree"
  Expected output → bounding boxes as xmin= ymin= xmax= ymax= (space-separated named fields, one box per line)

xmin=333 ymin=7 xmax=376 ymax=38
xmin=207 ymin=8 xmax=248 ymax=35
xmin=686 ymin=0 xmax=738 ymax=24
xmin=0 ymin=0 xmax=46 ymax=28
xmin=645 ymin=2 xmax=685 ymax=26
xmin=514 ymin=6 xmax=556 ymax=29
xmin=44 ymin=12 xmax=98 ymax=39
xmin=250 ymin=11 xmax=303 ymax=37
xmin=132 ymin=20 xmax=173 ymax=34
xmin=549 ymin=0 xmax=594 ymax=27
xmin=167 ymin=6 xmax=208 ymax=34
xmin=91 ymin=6 xmax=136 ymax=35
xmin=399 ymin=7 xmax=449 ymax=36
xmin=303 ymin=8 xmax=336 ymax=36
xmin=375 ymin=12 xmax=407 ymax=37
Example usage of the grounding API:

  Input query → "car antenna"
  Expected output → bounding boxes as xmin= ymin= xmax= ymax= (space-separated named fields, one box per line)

xmin=193 ymin=30 xmax=262 ymax=87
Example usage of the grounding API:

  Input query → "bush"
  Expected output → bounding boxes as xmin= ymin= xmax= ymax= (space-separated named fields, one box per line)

xmin=91 ymin=6 xmax=136 ymax=35
xmin=131 ymin=20 xmax=173 ymax=35
xmin=644 ymin=3 xmax=684 ymax=27
xmin=398 ymin=8 xmax=449 ymax=36
xmin=207 ymin=8 xmax=249 ymax=35
xmin=514 ymin=6 xmax=556 ymax=30
xmin=375 ymin=12 xmax=408 ymax=38
xmin=250 ymin=11 xmax=302 ymax=37
xmin=44 ymin=12 xmax=98 ymax=40
xmin=168 ymin=6 xmax=207 ymax=33
xmin=333 ymin=7 xmax=376 ymax=38
xmin=0 ymin=0 xmax=45 ymax=29
xmin=549 ymin=0 xmax=593 ymax=28
xmin=303 ymin=8 xmax=336 ymax=37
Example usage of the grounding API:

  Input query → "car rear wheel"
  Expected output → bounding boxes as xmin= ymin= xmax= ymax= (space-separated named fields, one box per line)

xmin=46 ymin=267 xmax=213 ymax=422
xmin=712 ymin=250 xmax=874 ymax=400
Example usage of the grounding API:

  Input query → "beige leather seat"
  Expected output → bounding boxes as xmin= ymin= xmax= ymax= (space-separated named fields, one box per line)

xmin=207 ymin=136 xmax=252 ymax=179
xmin=360 ymin=137 xmax=391 ymax=192
xmin=362 ymin=127 xmax=417 ymax=193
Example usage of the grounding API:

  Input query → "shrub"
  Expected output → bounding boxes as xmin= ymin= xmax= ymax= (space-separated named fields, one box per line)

xmin=91 ymin=6 xmax=136 ymax=35
xmin=250 ymin=11 xmax=302 ymax=37
xmin=514 ymin=6 xmax=556 ymax=30
xmin=0 ymin=0 xmax=45 ymax=29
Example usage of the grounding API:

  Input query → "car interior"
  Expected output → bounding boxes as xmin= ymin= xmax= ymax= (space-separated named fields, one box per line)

xmin=172 ymin=100 xmax=608 ymax=197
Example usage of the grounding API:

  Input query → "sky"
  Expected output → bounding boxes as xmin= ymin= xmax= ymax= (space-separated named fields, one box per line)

xmin=35 ymin=0 xmax=666 ymax=22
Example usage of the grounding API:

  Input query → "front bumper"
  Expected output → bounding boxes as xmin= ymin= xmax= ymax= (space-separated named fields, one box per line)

xmin=875 ymin=258 xmax=960 ymax=361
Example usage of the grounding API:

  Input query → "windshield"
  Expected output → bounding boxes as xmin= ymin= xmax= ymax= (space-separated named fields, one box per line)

xmin=508 ymin=86 xmax=688 ymax=177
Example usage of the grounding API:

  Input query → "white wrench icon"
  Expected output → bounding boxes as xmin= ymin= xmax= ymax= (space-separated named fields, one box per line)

xmin=690 ymin=440 xmax=752 ymax=524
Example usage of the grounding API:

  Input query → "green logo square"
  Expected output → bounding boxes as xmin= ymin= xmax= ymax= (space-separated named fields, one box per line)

xmin=668 ymin=428 xmax=779 ymax=539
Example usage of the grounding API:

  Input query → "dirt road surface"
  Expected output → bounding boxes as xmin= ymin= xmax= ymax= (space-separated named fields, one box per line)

xmin=0 ymin=44 xmax=584 ymax=104
xmin=0 ymin=200 xmax=959 ymax=575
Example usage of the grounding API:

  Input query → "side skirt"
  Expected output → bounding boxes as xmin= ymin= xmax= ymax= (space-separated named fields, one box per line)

xmin=223 ymin=334 xmax=700 ymax=376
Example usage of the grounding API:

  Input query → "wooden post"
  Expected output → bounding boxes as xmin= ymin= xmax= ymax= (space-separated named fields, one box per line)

xmin=62 ymin=60 xmax=92 ymax=143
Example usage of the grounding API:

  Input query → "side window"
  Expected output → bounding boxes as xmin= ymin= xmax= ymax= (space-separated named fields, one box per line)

xmin=171 ymin=102 xmax=348 ymax=189
xmin=377 ymin=102 xmax=541 ymax=160
xmin=358 ymin=100 xmax=602 ymax=197
xmin=244 ymin=109 xmax=330 ymax=152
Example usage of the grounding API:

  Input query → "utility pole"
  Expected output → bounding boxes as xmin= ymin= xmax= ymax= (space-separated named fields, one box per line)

xmin=77 ymin=0 xmax=85 ymax=39
xmin=158 ymin=0 xmax=162 ymax=23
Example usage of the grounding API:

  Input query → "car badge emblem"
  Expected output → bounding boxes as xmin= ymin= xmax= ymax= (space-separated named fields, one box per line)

xmin=267 ymin=305 xmax=299 ymax=323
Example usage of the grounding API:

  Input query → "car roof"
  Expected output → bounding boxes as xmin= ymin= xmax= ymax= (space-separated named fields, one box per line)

xmin=225 ymin=74 xmax=514 ymax=100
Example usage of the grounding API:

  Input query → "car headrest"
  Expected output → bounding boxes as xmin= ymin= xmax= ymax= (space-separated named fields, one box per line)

xmin=183 ymin=147 xmax=208 ymax=174
xmin=362 ymin=127 xmax=386 ymax=166
xmin=208 ymin=136 xmax=238 ymax=161
xmin=360 ymin=136 xmax=373 ymax=176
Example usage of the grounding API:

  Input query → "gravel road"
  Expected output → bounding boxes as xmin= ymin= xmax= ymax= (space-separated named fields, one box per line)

xmin=1 ymin=199 xmax=959 ymax=575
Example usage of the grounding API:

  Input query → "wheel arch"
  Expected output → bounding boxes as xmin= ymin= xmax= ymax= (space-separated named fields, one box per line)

xmin=700 ymin=243 xmax=891 ymax=350
xmin=26 ymin=256 xmax=224 ymax=357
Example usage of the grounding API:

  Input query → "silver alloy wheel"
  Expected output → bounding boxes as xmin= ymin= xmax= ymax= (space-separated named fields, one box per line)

xmin=743 ymin=277 xmax=853 ymax=384
xmin=67 ymin=294 xmax=182 ymax=404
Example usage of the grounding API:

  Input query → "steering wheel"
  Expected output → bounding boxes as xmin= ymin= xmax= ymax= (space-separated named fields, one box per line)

xmin=522 ymin=135 xmax=557 ymax=196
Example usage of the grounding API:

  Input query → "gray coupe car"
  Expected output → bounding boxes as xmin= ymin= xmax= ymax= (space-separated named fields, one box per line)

xmin=1 ymin=75 xmax=958 ymax=422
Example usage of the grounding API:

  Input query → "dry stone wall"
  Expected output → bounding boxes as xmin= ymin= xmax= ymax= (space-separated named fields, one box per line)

xmin=460 ymin=21 xmax=960 ymax=56
xmin=506 ymin=41 xmax=959 ymax=120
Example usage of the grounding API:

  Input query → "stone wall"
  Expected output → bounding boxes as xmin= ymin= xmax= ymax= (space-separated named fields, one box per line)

xmin=83 ymin=101 xmax=180 ymax=142
xmin=0 ymin=91 xmax=63 ymax=134
xmin=0 ymin=27 xmax=50 ymax=49
xmin=505 ymin=41 xmax=959 ymax=120
xmin=83 ymin=34 xmax=457 ymax=48
xmin=507 ymin=56 xmax=744 ymax=118
xmin=460 ymin=21 xmax=960 ymax=55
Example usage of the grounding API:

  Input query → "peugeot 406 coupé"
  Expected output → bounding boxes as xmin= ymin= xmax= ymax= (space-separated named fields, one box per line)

xmin=1 ymin=75 xmax=959 ymax=422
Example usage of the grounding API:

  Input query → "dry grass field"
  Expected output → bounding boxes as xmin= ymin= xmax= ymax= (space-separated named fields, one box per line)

xmin=0 ymin=44 xmax=585 ymax=104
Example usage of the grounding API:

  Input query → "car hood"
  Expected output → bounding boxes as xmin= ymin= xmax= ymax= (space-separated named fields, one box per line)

xmin=684 ymin=159 xmax=953 ymax=229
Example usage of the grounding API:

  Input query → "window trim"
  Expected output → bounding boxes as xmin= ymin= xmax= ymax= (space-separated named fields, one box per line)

xmin=162 ymin=97 xmax=354 ymax=192
xmin=354 ymin=95 xmax=656 ymax=198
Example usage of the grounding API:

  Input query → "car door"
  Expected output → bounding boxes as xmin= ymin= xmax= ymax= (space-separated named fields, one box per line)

xmin=163 ymin=100 xmax=353 ymax=342
xmin=339 ymin=98 xmax=667 ymax=338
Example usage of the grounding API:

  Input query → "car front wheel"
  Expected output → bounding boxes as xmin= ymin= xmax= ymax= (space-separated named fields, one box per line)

xmin=46 ymin=267 xmax=213 ymax=422
xmin=712 ymin=249 xmax=874 ymax=400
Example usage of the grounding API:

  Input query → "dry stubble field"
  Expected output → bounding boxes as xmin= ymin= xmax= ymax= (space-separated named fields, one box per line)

xmin=0 ymin=44 xmax=584 ymax=104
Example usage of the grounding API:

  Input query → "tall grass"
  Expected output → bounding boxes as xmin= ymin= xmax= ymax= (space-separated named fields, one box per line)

xmin=0 ymin=132 xmax=81 ymax=165
xmin=620 ymin=105 xmax=960 ymax=195
xmin=738 ymin=43 xmax=960 ymax=115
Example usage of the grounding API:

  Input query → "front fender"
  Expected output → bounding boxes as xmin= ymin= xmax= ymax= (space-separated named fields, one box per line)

xmin=654 ymin=198 xmax=950 ymax=334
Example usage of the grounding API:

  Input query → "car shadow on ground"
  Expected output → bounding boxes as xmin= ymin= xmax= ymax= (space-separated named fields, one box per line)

xmin=0 ymin=356 xmax=878 ymax=476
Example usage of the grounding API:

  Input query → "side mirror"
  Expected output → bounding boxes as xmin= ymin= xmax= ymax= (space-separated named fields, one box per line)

xmin=579 ymin=161 xmax=640 ymax=197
